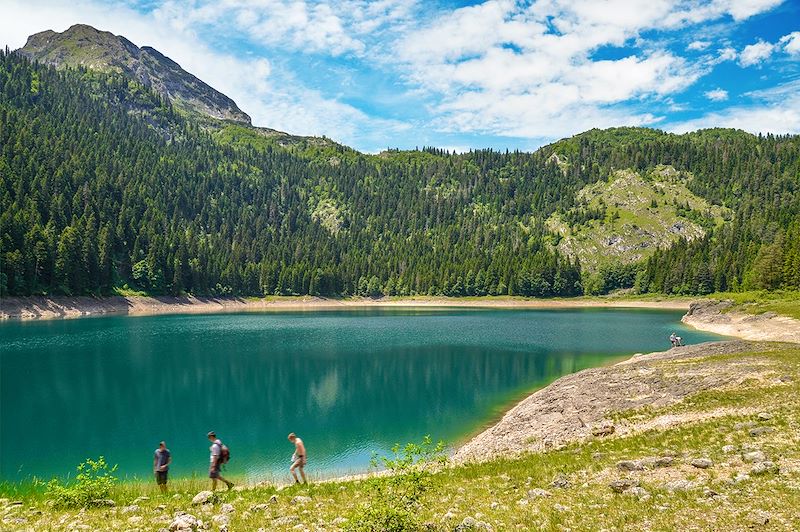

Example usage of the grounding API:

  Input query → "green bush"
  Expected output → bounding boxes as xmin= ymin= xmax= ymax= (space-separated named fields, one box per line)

xmin=346 ymin=436 xmax=447 ymax=531
xmin=45 ymin=457 xmax=118 ymax=508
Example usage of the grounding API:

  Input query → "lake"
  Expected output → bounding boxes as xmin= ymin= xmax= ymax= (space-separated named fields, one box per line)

xmin=0 ymin=307 xmax=723 ymax=482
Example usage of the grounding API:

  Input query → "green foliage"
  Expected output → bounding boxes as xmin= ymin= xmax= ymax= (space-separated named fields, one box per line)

xmin=346 ymin=436 xmax=447 ymax=531
xmin=45 ymin=457 xmax=118 ymax=508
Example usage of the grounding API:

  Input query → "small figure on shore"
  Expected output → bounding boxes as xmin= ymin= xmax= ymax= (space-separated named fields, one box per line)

xmin=207 ymin=431 xmax=234 ymax=491
xmin=670 ymin=332 xmax=684 ymax=347
xmin=153 ymin=441 xmax=171 ymax=493
xmin=288 ymin=432 xmax=307 ymax=484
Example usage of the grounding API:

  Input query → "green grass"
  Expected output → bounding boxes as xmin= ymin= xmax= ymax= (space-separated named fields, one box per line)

xmin=4 ymin=345 xmax=799 ymax=530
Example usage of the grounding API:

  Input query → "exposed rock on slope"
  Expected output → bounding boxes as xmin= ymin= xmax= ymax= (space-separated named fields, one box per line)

xmin=19 ymin=24 xmax=251 ymax=124
xmin=546 ymin=166 xmax=729 ymax=270
xmin=683 ymin=300 xmax=800 ymax=343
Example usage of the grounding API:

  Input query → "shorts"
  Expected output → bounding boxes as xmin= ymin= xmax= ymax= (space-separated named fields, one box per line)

xmin=209 ymin=465 xmax=221 ymax=479
xmin=155 ymin=471 xmax=168 ymax=485
xmin=292 ymin=455 xmax=307 ymax=468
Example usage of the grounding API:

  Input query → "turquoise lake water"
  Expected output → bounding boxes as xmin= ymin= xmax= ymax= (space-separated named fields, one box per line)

xmin=0 ymin=307 xmax=724 ymax=482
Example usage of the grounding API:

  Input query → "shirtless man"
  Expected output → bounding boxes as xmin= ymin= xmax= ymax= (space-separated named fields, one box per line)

xmin=288 ymin=433 xmax=307 ymax=484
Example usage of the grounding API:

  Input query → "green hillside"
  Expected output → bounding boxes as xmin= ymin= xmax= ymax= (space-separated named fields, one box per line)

xmin=1 ymin=44 xmax=799 ymax=299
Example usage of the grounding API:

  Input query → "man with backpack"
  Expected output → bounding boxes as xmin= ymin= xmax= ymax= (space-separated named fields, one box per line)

xmin=207 ymin=431 xmax=234 ymax=491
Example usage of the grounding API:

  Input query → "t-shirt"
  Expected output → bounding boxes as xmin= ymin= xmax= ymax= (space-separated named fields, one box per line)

xmin=210 ymin=439 xmax=222 ymax=464
xmin=154 ymin=448 xmax=170 ymax=471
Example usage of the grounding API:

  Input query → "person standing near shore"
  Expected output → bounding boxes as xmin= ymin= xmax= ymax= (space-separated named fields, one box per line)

xmin=288 ymin=433 xmax=307 ymax=484
xmin=153 ymin=441 xmax=171 ymax=493
xmin=207 ymin=431 xmax=234 ymax=491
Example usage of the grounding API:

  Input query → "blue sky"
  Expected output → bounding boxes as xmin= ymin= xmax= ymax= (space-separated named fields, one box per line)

xmin=2 ymin=0 xmax=799 ymax=152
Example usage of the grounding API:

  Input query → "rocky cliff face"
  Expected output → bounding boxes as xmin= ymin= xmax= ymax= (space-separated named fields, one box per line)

xmin=19 ymin=24 xmax=251 ymax=124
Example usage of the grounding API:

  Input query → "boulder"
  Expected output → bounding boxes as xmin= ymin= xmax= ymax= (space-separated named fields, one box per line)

xmin=747 ymin=510 xmax=770 ymax=526
xmin=617 ymin=460 xmax=644 ymax=471
xmin=191 ymin=491 xmax=215 ymax=505
xmin=624 ymin=487 xmax=650 ymax=500
xmin=665 ymin=479 xmax=696 ymax=492
xmin=220 ymin=503 xmax=235 ymax=514
xmin=722 ymin=445 xmax=737 ymax=454
xmin=290 ymin=495 xmax=312 ymax=505
xmin=756 ymin=412 xmax=773 ymax=421
xmin=609 ymin=479 xmax=639 ymax=493
xmin=751 ymin=461 xmax=779 ymax=476
xmin=527 ymin=488 xmax=552 ymax=499
xmin=691 ymin=458 xmax=713 ymax=469
xmin=749 ymin=427 xmax=774 ymax=437
xmin=654 ymin=456 xmax=675 ymax=467
xmin=169 ymin=513 xmax=198 ymax=531
xmin=742 ymin=451 xmax=766 ymax=463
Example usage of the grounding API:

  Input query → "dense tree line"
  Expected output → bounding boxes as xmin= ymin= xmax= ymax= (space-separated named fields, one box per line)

xmin=551 ymin=128 xmax=800 ymax=294
xmin=0 ymin=52 xmax=582 ymax=298
xmin=1 ymin=53 xmax=798 ymax=299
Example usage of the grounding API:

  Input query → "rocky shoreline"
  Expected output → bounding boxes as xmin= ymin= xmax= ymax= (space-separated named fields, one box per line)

xmin=454 ymin=340 xmax=787 ymax=463
xmin=682 ymin=299 xmax=800 ymax=343
xmin=0 ymin=294 xmax=692 ymax=320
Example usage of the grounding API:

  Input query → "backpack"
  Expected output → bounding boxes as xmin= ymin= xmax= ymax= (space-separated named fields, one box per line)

xmin=219 ymin=443 xmax=230 ymax=465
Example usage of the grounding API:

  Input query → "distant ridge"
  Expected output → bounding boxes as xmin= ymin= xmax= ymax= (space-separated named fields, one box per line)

xmin=18 ymin=24 xmax=252 ymax=124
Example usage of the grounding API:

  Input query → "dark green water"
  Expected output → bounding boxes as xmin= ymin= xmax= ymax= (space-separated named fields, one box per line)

xmin=0 ymin=307 xmax=723 ymax=482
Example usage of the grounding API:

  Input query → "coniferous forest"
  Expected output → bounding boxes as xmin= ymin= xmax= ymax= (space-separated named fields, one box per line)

xmin=1 ymin=50 xmax=799 ymax=298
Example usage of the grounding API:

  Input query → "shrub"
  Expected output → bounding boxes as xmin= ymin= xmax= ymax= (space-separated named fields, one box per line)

xmin=346 ymin=436 xmax=446 ymax=531
xmin=46 ymin=457 xmax=118 ymax=508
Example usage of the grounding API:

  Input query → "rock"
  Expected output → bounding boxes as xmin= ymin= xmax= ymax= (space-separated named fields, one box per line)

xmin=757 ymin=412 xmax=773 ymax=421
xmin=654 ymin=456 xmax=675 ymax=467
xmin=443 ymin=510 xmax=457 ymax=520
xmin=553 ymin=504 xmax=570 ymax=512
xmin=191 ymin=491 xmax=215 ymax=505
xmin=212 ymin=514 xmax=229 ymax=526
xmin=592 ymin=423 xmax=615 ymax=437
xmin=624 ymin=487 xmax=650 ymax=500
xmin=290 ymin=495 xmax=312 ymax=505
xmin=122 ymin=504 xmax=140 ymax=514
xmin=516 ymin=499 xmax=529 ymax=507
xmin=591 ymin=452 xmax=606 ymax=460
xmin=527 ymin=488 xmax=552 ymax=499
xmin=133 ymin=496 xmax=150 ymax=504
xmin=490 ymin=502 xmax=499 ymax=510
xmin=169 ymin=513 xmax=198 ymax=531
xmin=702 ymin=487 xmax=720 ymax=498
xmin=742 ymin=451 xmax=766 ymax=463
xmin=250 ymin=504 xmax=269 ymax=512
xmin=460 ymin=517 xmax=477 ymax=528
xmin=617 ymin=460 xmax=644 ymax=471
xmin=734 ymin=473 xmax=750 ymax=483
xmin=751 ymin=461 xmax=779 ymax=476
xmin=665 ymin=479 xmax=696 ymax=492
xmin=269 ymin=495 xmax=278 ymax=504
xmin=733 ymin=421 xmax=757 ymax=430
xmin=691 ymin=458 xmax=713 ymax=469
xmin=90 ymin=499 xmax=116 ymax=507
xmin=722 ymin=445 xmax=737 ymax=454
xmin=127 ymin=515 xmax=143 ymax=524
xmin=747 ymin=510 xmax=770 ymax=526
xmin=551 ymin=474 xmax=569 ymax=488
xmin=609 ymin=479 xmax=639 ymax=493
xmin=220 ymin=503 xmax=235 ymax=514
xmin=749 ymin=427 xmax=774 ymax=437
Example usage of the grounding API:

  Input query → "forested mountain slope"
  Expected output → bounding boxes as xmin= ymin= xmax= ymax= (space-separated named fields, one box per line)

xmin=0 ymin=48 xmax=798 ymax=299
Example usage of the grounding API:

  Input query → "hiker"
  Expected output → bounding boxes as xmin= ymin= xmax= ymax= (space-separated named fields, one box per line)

xmin=153 ymin=441 xmax=171 ymax=493
xmin=669 ymin=332 xmax=677 ymax=347
xmin=676 ymin=335 xmax=684 ymax=346
xmin=288 ymin=432 xmax=307 ymax=484
xmin=207 ymin=431 xmax=234 ymax=491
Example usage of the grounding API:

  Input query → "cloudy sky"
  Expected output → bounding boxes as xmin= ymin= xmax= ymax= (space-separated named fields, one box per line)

xmin=2 ymin=0 xmax=799 ymax=152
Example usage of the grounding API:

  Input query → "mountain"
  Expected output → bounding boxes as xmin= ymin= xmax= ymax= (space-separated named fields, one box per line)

xmin=18 ymin=24 xmax=251 ymax=124
xmin=1 ymin=47 xmax=798 ymax=299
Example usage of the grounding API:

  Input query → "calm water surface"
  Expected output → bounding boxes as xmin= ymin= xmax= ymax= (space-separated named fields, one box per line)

xmin=0 ymin=307 xmax=724 ymax=482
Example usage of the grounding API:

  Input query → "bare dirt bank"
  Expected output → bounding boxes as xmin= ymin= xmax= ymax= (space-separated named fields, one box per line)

xmin=454 ymin=340 xmax=788 ymax=463
xmin=682 ymin=299 xmax=800 ymax=343
xmin=0 ymin=295 xmax=692 ymax=320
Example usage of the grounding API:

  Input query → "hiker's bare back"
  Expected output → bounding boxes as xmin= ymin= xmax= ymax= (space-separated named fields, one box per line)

xmin=288 ymin=432 xmax=308 ymax=484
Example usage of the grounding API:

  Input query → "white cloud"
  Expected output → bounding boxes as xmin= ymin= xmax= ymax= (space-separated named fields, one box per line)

xmin=780 ymin=31 xmax=800 ymax=56
xmin=705 ymin=88 xmax=729 ymax=101
xmin=687 ymin=40 xmax=711 ymax=51
xmin=670 ymin=80 xmax=800 ymax=135
xmin=739 ymin=40 xmax=775 ymax=66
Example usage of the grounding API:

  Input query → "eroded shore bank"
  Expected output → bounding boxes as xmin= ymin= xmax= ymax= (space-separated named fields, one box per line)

xmin=0 ymin=294 xmax=692 ymax=320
